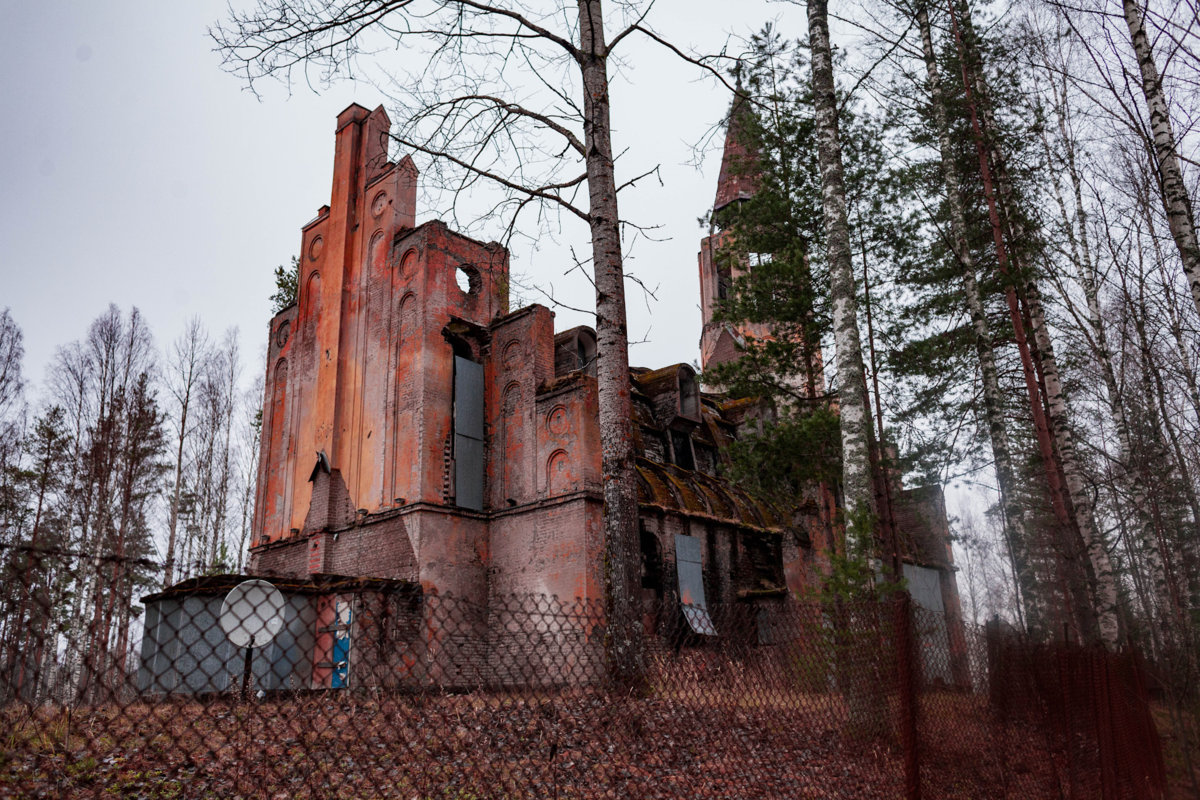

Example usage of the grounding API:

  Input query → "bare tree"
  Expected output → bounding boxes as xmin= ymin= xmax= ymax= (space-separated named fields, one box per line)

xmin=1120 ymin=0 xmax=1200 ymax=319
xmin=162 ymin=318 xmax=209 ymax=587
xmin=184 ymin=328 xmax=240 ymax=574
xmin=0 ymin=310 xmax=26 ymax=546
xmin=234 ymin=386 xmax=263 ymax=572
xmin=0 ymin=310 xmax=23 ymax=440
xmin=48 ymin=305 xmax=161 ymax=701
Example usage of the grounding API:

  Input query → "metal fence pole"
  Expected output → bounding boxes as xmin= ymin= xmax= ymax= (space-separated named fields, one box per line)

xmin=1091 ymin=648 xmax=1117 ymax=799
xmin=1057 ymin=636 xmax=1078 ymax=800
xmin=895 ymin=592 xmax=920 ymax=800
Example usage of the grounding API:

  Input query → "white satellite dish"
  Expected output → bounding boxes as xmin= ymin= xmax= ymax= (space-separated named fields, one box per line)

xmin=220 ymin=579 xmax=286 ymax=648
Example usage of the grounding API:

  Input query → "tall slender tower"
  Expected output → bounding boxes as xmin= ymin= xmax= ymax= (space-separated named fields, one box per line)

xmin=697 ymin=91 xmax=824 ymax=399
xmin=697 ymin=89 xmax=768 ymax=376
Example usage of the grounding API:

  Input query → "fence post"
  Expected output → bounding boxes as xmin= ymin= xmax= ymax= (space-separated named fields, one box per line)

xmin=1057 ymin=635 xmax=1077 ymax=800
xmin=1091 ymin=649 xmax=1117 ymax=800
xmin=895 ymin=592 xmax=920 ymax=800
xmin=1129 ymin=649 xmax=1169 ymax=799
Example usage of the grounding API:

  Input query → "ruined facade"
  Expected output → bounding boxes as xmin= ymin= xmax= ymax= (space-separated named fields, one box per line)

xmin=159 ymin=100 xmax=968 ymax=691
xmin=245 ymin=103 xmax=827 ymax=637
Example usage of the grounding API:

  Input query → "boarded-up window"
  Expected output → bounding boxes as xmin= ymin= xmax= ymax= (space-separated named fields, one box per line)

xmin=675 ymin=534 xmax=716 ymax=635
xmin=454 ymin=356 xmax=485 ymax=511
xmin=904 ymin=564 xmax=953 ymax=684
xmin=741 ymin=531 xmax=784 ymax=592
xmin=679 ymin=368 xmax=699 ymax=418
xmin=263 ymin=359 xmax=288 ymax=542
xmin=671 ymin=430 xmax=695 ymax=472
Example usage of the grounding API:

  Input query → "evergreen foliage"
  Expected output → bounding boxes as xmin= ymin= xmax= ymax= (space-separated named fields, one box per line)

xmin=270 ymin=256 xmax=299 ymax=314
xmin=701 ymin=28 xmax=915 ymax=598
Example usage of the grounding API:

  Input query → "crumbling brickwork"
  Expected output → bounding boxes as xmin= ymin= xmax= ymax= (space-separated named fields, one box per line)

xmin=235 ymin=102 xmax=962 ymax=690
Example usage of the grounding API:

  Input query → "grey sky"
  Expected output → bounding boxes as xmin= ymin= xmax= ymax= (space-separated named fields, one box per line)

xmin=1 ymin=0 xmax=796 ymax=396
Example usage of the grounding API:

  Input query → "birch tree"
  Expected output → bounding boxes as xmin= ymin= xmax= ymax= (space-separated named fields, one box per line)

xmin=1120 ymin=0 xmax=1200 ymax=319
xmin=0 ymin=311 xmax=25 ymax=546
xmin=807 ymin=0 xmax=874 ymax=540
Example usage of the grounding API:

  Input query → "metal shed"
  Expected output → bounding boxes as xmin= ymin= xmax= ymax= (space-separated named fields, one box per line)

xmin=137 ymin=574 xmax=420 ymax=696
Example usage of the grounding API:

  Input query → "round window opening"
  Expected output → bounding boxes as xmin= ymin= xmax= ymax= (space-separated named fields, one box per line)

xmin=455 ymin=265 xmax=480 ymax=295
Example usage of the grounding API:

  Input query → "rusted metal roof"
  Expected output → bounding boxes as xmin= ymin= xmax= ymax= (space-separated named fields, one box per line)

xmin=142 ymin=573 xmax=421 ymax=604
xmin=635 ymin=457 xmax=794 ymax=537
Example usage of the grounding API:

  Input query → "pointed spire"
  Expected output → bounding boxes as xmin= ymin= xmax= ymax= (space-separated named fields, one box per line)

xmin=712 ymin=81 xmax=758 ymax=213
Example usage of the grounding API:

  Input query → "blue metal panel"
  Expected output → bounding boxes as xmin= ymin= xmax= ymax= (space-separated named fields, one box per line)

xmin=331 ymin=601 xmax=352 ymax=689
xmin=675 ymin=534 xmax=717 ymax=636
xmin=903 ymin=564 xmax=952 ymax=684
xmin=454 ymin=356 xmax=485 ymax=511
xmin=136 ymin=602 xmax=162 ymax=693
xmin=454 ymin=357 xmax=485 ymax=439
xmin=139 ymin=587 xmax=323 ymax=696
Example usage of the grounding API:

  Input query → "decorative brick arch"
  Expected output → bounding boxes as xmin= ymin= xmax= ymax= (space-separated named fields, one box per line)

xmin=547 ymin=449 xmax=569 ymax=497
xmin=261 ymin=357 xmax=289 ymax=543
xmin=390 ymin=292 xmax=418 ymax=503
xmin=398 ymin=248 xmax=418 ymax=281
xmin=501 ymin=382 xmax=523 ymax=501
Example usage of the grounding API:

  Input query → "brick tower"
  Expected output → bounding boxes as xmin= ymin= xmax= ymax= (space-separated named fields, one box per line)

xmin=696 ymin=89 xmax=772 ymax=377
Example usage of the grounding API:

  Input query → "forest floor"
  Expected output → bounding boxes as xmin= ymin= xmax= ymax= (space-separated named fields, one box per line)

xmin=1153 ymin=703 xmax=1200 ymax=800
xmin=0 ymin=691 xmax=1171 ymax=799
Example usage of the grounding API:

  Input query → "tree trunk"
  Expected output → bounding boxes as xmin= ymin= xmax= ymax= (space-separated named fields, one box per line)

xmin=859 ymin=222 xmax=901 ymax=584
xmin=917 ymin=4 xmax=1042 ymax=634
xmin=1148 ymin=256 xmax=1200 ymax=611
xmin=577 ymin=0 xmax=642 ymax=684
xmin=946 ymin=0 xmax=1096 ymax=642
xmin=977 ymin=63 xmax=1113 ymax=642
xmin=810 ymin=0 xmax=888 ymax=741
xmin=808 ymin=0 xmax=873 ymax=538
xmin=1122 ymin=0 xmax=1200 ymax=319
xmin=1117 ymin=259 xmax=1185 ymax=632
xmin=957 ymin=7 xmax=1106 ymax=644
xmin=1022 ymin=280 xmax=1119 ymax=645
xmin=1050 ymin=120 xmax=1175 ymax=647
xmin=165 ymin=402 xmax=188 ymax=587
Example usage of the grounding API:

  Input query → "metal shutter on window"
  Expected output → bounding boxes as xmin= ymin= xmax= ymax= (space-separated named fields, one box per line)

xmin=675 ymin=534 xmax=717 ymax=636
xmin=454 ymin=356 xmax=485 ymax=511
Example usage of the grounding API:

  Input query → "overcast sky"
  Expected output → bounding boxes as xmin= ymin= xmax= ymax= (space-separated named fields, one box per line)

xmin=0 ymin=0 xmax=811 ymax=397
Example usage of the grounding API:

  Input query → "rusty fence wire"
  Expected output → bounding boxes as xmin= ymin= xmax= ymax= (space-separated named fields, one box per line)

xmin=0 ymin=547 xmax=1168 ymax=799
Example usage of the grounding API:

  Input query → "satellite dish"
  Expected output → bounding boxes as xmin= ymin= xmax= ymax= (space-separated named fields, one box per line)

xmin=220 ymin=579 xmax=285 ymax=648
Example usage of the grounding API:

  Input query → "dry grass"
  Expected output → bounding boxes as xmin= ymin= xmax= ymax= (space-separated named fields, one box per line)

xmin=0 ymin=691 xmax=906 ymax=799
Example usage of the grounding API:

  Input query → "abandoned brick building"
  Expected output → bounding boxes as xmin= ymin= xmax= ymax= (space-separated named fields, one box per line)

xmin=245 ymin=102 xmax=829 ymax=615
xmin=139 ymin=101 xmax=965 ymax=693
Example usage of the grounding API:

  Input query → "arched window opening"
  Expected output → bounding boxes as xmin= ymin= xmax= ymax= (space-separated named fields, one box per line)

xmin=670 ymin=430 xmax=695 ymax=472
xmin=576 ymin=329 xmax=597 ymax=374
xmin=640 ymin=528 xmax=663 ymax=594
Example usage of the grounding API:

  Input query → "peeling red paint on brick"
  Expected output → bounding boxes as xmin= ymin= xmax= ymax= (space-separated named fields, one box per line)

xmin=246 ymin=104 xmax=963 ymax=641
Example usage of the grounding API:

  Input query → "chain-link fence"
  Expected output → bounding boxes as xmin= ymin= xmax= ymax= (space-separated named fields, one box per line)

xmin=0 ymin=546 xmax=1167 ymax=798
